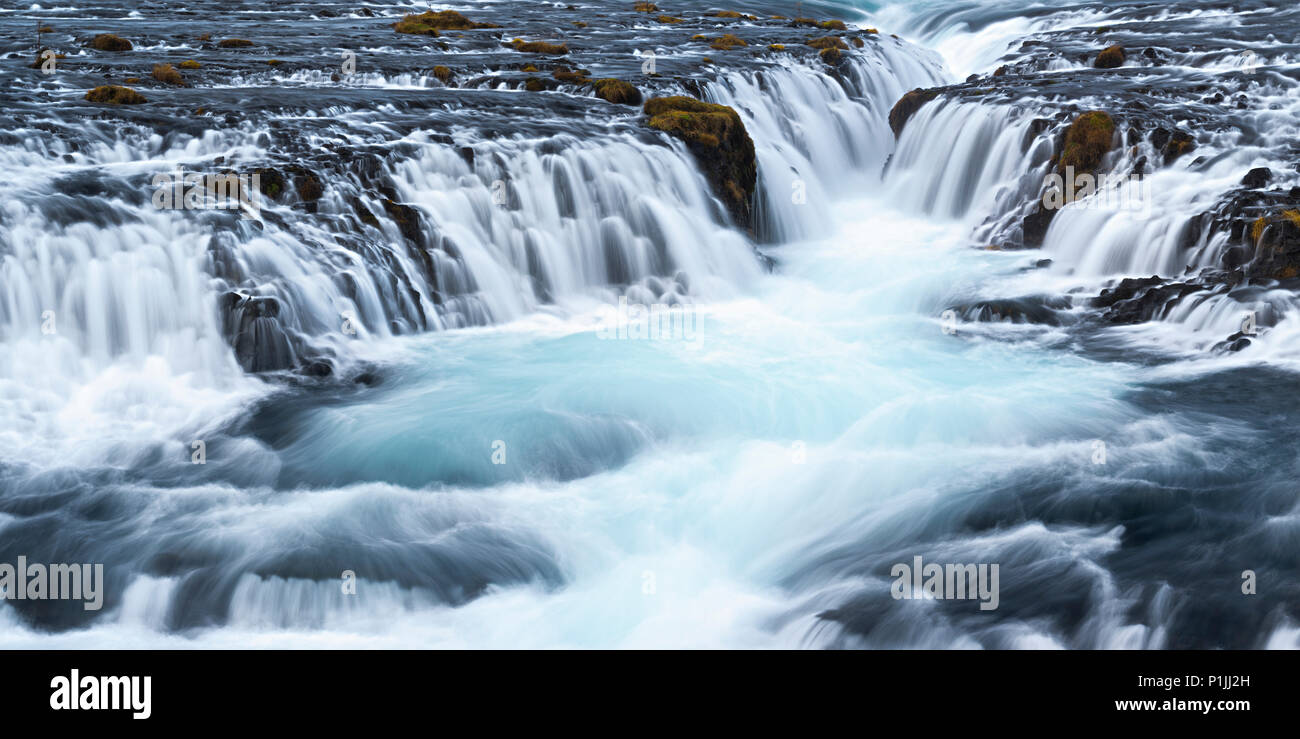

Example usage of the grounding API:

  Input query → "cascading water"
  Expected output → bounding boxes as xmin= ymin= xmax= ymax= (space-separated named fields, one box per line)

xmin=1 ymin=0 xmax=1297 ymax=650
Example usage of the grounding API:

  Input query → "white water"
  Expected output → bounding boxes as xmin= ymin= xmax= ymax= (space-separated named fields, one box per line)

xmin=3 ymin=6 xmax=1298 ymax=649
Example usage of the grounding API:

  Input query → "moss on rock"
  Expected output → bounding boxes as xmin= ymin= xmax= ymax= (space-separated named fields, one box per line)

xmin=509 ymin=38 xmax=569 ymax=55
xmin=393 ymin=10 xmax=498 ymax=35
xmin=217 ymin=38 xmax=254 ymax=48
xmin=1059 ymin=111 xmax=1116 ymax=174
xmin=887 ymin=88 xmax=939 ymax=137
xmin=151 ymin=63 xmax=184 ymax=85
xmin=593 ymin=78 xmax=642 ymax=105
xmin=643 ymin=96 xmax=756 ymax=228
xmin=179 ymin=59 xmax=201 ymax=69
xmin=85 ymin=85 xmax=146 ymax=104
xmin=88 ymin=33 xmax=132 ymax=51
xmin=807 ymin=36 xmax=848 ymax=50
xmin=709 ymin=34 xmax=748 ymax=50
xmin=1094 ymin=44 xmax=1125 ymax=69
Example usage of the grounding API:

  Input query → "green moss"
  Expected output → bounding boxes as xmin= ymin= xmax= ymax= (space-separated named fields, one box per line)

xmin=1058 ymin=111 xmax=1116 ymax=174
xmin=819 ymin=20 xmax=847 ymax=30
xmin=217 ymin=38 xmax=254 ymax=48
xmin=642 ymin=96 xmax=756 ymax=226
xmin=393 ymin=10 xmax=498 ymax=35
xmin=657 ymin=15 xmax=683 ymax=23
xmin=1094 ymin=44 xmax=1125 ymax=69
xmin=819 ymin=47 xmax=843 ymax=65
xmin=768 ymin=43 xmax=785 ymax=51
xmin=634 ymin=2 xmax=659 ymax=11
xmin=84 ymin=85 xmax=146 ymax=104
xmin=88 ymin=33 xmax=132 ymax=51
xmin=151 ymin=63 xmax=184 ymax=85
xmin=433 ymin=65 xmax=453 ymax=83
xmin=593 ymin=78 xmax=642 ymax=105
xmin=179 ymin=59 xmax=201 ymax=69
xmin=525 ymin=77 xmax=547 ymax=92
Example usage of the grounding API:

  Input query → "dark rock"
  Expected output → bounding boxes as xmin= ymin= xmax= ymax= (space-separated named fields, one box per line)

xmin=888 ymin=88 xmax=940 ymax=138
xmin=1241 ymin=167 xmax=1272 ymax=188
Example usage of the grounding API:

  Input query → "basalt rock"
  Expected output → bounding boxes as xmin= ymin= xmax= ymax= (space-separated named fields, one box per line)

xmin=643 ymin=96 xmax=757 ymax=230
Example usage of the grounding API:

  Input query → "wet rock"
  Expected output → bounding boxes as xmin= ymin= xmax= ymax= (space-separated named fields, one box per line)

xmin=84 ymin=85 xmax=146 ymax=104
xmin=592 ymin=78 xmax=642 ymax=105
xmin=888 ymin=88 xmax=939 ymax=138
xmin=1241 ymin=167 xmax=1272 ymax=188
xmin=1058 ymin=111 xmax=1115 ymax=174
xmin=643 ymin=96 xmax=757 ymax=230
xmin=87 ymin=34 xmax=132 ymax=51
xmin=392 ymin=10 xmax=499 ymax=35
xmin=1094 ymin=44 xmax=1125 ymax=69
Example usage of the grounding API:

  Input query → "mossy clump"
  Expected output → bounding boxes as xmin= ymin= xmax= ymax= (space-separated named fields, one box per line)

xmin=1251 ymin=216 xmax=1268 ymax=243
xmin=807 ymin=36 xmax=848 ymax=50
xmin=642 ymin=96 xmax=756 ymax=228
xmin=1058 ymin=111 xmax=1116 ymax=174
xmin=509 ymin=38 xmax=569 ymax=55
xmin=593 ymin=78 xmax=642 ymax=105
xmin=887 ymin=88 xmax=939 ymax=137
xmin=634 ymin=2 xmax=660 ymax=11
xmin=433 ymin=65 xmax=453 ymax=84
xmin=88 ymin=33 xmax=132 ymax=51
xmin=819 ymin=20 xmax=848 ymax=30
xmin=151 ymin=63 xmax=184 ymax=85
xmin=710 ymin=34 xmax=748 ymax=50
xmin=850 ymin=36 xmax=865 ymax=48
xmin=266 ymin=59 xmax=283 ymax=66
xmin=768 ymin=43 xmax=786 ymax=51
xmin=657 ymin=15 xmax=683 ymax=24
xmin=393 ymin=10 xmax=498 ymax=35
xmin=179 ymin=59 xmax=201 ymax=69
xmin=217 ymin=38 xmax=254 ymax=48
xmin=524 ymin=77 xmax=548 ymax=92
xmin=521 ymin=63 xmax=539 ymax=72
xmin=819 ymin=47 xmax=844 ymax=65
xmin=552 ymin=67 xmax=592 ymax=84
xmin=573 ymin=21 xmax=588 ymax=28
xmin=1094 ymin=45 xmax=1124 ymax=69
xmin=85 ymin=85 xmax=146 ymax=104
xmin=38 ymin=25 xmax=53 ymax=33
xmin=714 ymin=11 xmax=743 ymax=18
